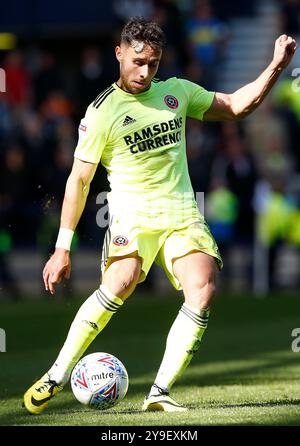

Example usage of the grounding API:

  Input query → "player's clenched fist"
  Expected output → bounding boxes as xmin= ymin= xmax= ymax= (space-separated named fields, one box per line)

xmin=273 ymin=34 xmax=297 ymax=69
xmin=43 ymin=248 xmax=71 ymax=295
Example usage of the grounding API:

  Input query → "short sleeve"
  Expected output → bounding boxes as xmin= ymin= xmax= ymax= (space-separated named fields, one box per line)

xmin=179 ymin=79 xmax=215 ymax=120
xmin=74 ymin=104 xmax=107 ymax=164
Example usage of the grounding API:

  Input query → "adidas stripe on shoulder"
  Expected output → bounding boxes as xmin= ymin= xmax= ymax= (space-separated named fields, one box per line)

xmin=93 ymin=85 xmax=115 ymax=109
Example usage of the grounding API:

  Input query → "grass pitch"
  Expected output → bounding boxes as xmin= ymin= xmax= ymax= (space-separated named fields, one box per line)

xmin=0 ymin=291 xmax=300 ymax=426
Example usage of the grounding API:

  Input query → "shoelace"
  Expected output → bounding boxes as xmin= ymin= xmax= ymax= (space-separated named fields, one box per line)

xmin=36 ymin=379 xmax=58 ymax=395
xmin=152 ymin=384 xmax=169 ymax=396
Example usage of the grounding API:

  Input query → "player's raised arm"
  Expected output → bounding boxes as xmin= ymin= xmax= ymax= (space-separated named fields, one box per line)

xmin=204 ymin=34 xmax=297 ymax=121
xmin=43 ymin=158 xmax=98 ymax=295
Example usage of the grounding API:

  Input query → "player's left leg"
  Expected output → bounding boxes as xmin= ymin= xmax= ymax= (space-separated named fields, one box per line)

xmin=143 ymin=250 xmax=217 ymax=411
xmin=23 ymin=254 xmax=142 ymax=414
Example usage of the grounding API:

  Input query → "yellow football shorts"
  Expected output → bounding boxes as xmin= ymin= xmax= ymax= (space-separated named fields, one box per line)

xmin=100 ymin=219 xmax=223 ymax=290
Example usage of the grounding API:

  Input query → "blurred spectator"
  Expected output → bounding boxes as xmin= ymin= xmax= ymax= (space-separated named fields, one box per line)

xmin=157 ymin=46 xmax=182 ymax=79
xmin=44 ymin=143 xmax=73 ymax=201
xmin=257 ymin=177 xmax=300 ymax=289
xmin=39 ymin=90 xmax=74 ymax=120
xmin=0 ymin=95 xmax=14 ymax=150
xmin=3 ymin=49 xmax=32 ymax=106
xmin=205 ymin=177 xmax=238 ymax=289
xmin=272 ymin=74 xmax=300 ymax=122
xmin=224 ymin=131 xmax=258 ymax=244
xmin=279 ymin=0 xmax=300 ymax=35
xmin=0 ymin=145 xmax=34 ymax=244
xmin=56 ymin=118 xmax=76 ymax=157
xmin=34 ymin=51 xmax=63 ymax=107
xmin=18 ymin=111 xmax=44 ymax=164
xmin=186 ymin=119 xmax=218 ymax=193
xmin=209 ymin=125 xmax=258 ymax=288
xmin=75 ymin=47 xmax=109 ymax=115
xmin=206 ymin=178 xmax=238 ymax=244
xmin=272 ymin=74 xmax=300 ymax=171
xmin=152 ymin=0 xmax=187 ymax=64
xmin=185 ymin=0 xmax=228 ymax=88
xmin=245 ymin=101 xmax=293 ymax=179
xmin=211 ymin=124 xmax=258 ymax=233
xmin=0 ymin=229 xmax=20 ymax=300
xmin=211 ymin=0 xmax=257 ymax=21
xmin=184 ymin=60 xmax=205 ymax=85
xmin=113 ymin=0 xmax=153 ymax=22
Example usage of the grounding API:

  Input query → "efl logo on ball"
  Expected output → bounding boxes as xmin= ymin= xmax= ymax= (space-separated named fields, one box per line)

xmin=164 ymin=95 xmax=179 ymax=109
xmin=71 ymin=352 xmax=129 ymax=410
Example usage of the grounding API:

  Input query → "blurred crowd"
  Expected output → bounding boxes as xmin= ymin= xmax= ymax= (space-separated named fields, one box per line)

xmin=1 ymin=0 xmax=300 ymax=297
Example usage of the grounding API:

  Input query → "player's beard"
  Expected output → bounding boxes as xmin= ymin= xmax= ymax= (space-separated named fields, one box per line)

xmin=120 ymin=76 xmax=151 ymax=94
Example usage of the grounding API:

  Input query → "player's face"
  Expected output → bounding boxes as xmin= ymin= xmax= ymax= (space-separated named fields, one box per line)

xmin=115 ymin=43 xmax=162 ymax=94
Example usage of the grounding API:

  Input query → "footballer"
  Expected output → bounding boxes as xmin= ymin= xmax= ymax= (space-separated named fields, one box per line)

xmin=23 ymin=17 xmax=296 ymax=413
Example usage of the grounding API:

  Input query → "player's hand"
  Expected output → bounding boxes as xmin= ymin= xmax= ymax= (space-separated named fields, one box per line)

xmin=272 ymin=34 xmax=297 ymax=69
xmin=43 ymin=248 xmax=71 ymax=295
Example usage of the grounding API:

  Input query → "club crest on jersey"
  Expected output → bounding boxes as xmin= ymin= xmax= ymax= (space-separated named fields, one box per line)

xmin=113 ymin=236 xmax=129 ymax=246
xmin=164 ymin=95 xmax=179 ymax=109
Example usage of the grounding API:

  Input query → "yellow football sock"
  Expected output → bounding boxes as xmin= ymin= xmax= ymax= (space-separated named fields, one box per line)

xmin=151 ymin=303 xmax=210 ymax=393
xmin=48 ymin=284 xmax=123 ymax=385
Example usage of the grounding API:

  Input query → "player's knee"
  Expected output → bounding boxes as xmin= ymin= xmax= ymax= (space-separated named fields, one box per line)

xmin=117 ymin=272 xmax=140 ymax=299
xmin=102 ymin=260 xmax=141 ymax=301
xmin=185 ymin=277 xmax=216 ymax=309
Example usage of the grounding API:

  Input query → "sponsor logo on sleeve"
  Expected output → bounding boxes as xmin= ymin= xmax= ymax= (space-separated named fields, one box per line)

xmin=79 ymin=123 xmax=87 ymax=131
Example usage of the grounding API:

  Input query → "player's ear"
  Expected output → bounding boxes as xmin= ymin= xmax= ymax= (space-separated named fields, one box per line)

xmin=115 ymin=46 xmax=122 ymax=62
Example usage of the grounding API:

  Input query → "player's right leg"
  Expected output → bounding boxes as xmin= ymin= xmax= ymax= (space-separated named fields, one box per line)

xmin=143 ymin=221 xmax=221 ymax=412
xmin=23 ymin=254 xmax=141 ymax=414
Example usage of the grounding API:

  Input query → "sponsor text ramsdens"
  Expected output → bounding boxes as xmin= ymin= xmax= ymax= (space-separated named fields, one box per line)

xmin=123 ymin=117 xmax=183 ymax=154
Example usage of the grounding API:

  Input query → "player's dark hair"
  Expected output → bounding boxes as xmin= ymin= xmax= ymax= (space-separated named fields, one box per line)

xmin=121 ymin=17 xmax=166 ymax=50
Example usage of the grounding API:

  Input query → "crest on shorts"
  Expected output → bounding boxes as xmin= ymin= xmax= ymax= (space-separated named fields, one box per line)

xmin=113 ymin=235 xmax=129 ymax=246
xmin=164 ymin=95 xmax=179 ymax=109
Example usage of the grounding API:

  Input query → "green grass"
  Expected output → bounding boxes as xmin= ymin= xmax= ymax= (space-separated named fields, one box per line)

xmin=1 ymin=291 xmax=300 ymax=426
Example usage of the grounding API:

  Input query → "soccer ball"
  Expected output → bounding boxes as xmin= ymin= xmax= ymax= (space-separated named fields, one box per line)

xmin=71 ymin=352 xmax=129 ymax=410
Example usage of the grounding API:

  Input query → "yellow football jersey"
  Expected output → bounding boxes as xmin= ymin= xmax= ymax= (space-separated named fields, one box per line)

xmin=74 ymin=78 xmax=214 ymax=229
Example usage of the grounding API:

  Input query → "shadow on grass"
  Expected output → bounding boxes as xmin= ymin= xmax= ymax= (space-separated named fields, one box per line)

xmin=2 ymin=347 xmax=300 ymax=401
xmin=0 ymin=399 xmax=146 ymax=426
xmin=175 ymin=354 xmax=300 ymax=390
xmin=2 ymin=397 xmax=300 ymax=426
xmin=198 ymin=399 xmax=300 ymax=410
